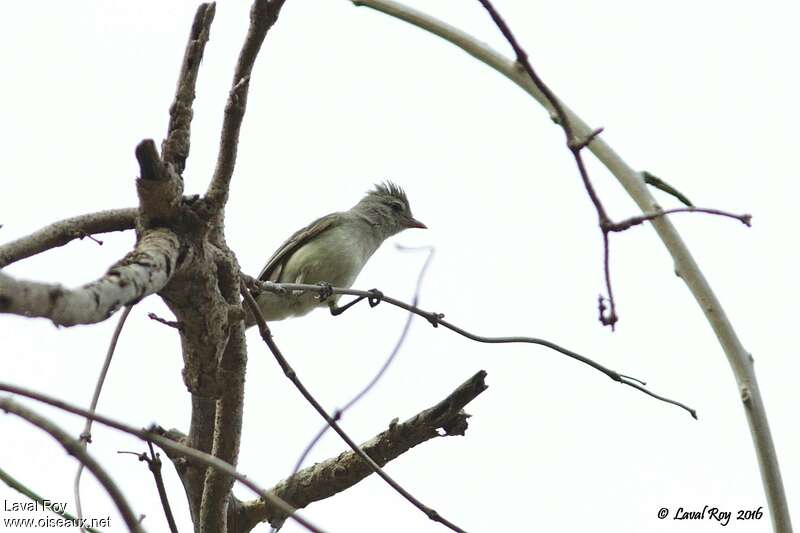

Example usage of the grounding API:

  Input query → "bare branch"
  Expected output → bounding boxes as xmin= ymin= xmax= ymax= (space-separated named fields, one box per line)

xmin=286 ymin=246 xmax=435 ymax=492
xmin=205 ymin=0 xmax=287 ymax=210
xmin=243 ymin=370 xmax=488 ymax=530
xmin=0 ymin=398 xmax=144 ymax=533
xmin=0 ymin=466 xmax=102 ymax=533
xmin=246 ymin=278 xmax=696 ymax=418
xmin=0 ymin=208 xmax=136 ymax=268
xmin=75 ymin=305 xmax=133 ymax=532
xmin=118 ymin=443 xmax=179 ymax=533
xmin=350 ymin=2 xmax=790 ymax=529
xmin=242 ymin=282 xmax=468 ymax=532
xmin=0 ymin=228 xmax=179 ymax=326
xmin=607 ymin=207 xmax=752 ymax=232
xmin=0 ymin=383 xmax=324 ymax=533
xmin=162 ymin=3 xmax=217 ymax=173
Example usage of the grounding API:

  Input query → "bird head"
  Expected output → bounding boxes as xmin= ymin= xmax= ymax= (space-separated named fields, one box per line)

xmin=355 ymin=181 xmax=427 ymax=237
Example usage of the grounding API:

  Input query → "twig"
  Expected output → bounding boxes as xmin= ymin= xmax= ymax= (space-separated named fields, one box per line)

xmin=147 ymin=312 xmax=184 ymax=331
xmin=162 ymin=3 xmax=216 ymax=173
xmin=241 ymin=282 xmax=467 ymax=532
xmin=350 ymin=2 xmax=789 ymax=529
xmin=118 ymin=443 xmax=179 ymax=533
xmin=0 ymin=398 xmax=143 ymax=533
xmin=205 ymin=0 xmax=287 ymax=210
xmin=75 ymin=305 xmax=133 ymax=533
xmin=0 ymin=208 xmax=136 ymax=268
xmin=0 ymin=383 xmax=324 ymax=533
xmin=246 ymin=278 xmax=696 ymax=419
xmin=243 ymin=370 xmax=488 ymax=530
xmin=0 ymin=466 xmax=103 ymax=533
xmin=474 ymin=0 xmax=750 ymax=329
xmin=607 ymin=207 xmax=751 ymax=231
xmin=281 ymin=246 xmax=435 ymax=518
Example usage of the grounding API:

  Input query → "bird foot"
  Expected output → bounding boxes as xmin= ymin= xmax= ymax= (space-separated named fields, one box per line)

xmin=317 ymin=281 xmax=334 ymax=302
xmin=367 ymin=289 xmax=383 ymax=308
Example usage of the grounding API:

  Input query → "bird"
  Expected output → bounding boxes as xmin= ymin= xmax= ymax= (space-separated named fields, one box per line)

xmin=245 ymin=182 xmax=426 ymax=326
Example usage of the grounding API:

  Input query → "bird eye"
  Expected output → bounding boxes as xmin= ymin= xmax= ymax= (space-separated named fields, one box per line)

xmin=389 ymin=201 xmax=404 ymax=212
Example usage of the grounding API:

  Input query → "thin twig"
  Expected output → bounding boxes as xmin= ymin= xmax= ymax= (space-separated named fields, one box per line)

xmin=246 ymin=278 xmax=696 ymax=418
xmin=607 ymin=207 xmax=751 ymax=232
xmin=0 ymin=466 xmax=103 ymax=533
xmin=0 ymin=383 xmax=323 ymax=533
xmin=473 ymin=0 xmax=750 ymax=329
xmin=0 ymin=398 xmax=143 ymax=533
xmin=241 ymin=282 xmax=467 ymax=533
xmin=118 ymin=444 xmax=179 ymax=533
xmin=147 ymin=312 xmax=184 ymax=331
xmin=75 ymin=305 xmax=133 ymax=533
xmin=281 ymin=246 xmax=435 ymax=518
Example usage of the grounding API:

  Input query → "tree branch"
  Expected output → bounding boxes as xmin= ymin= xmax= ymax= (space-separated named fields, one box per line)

xmin=162 ymin=3 xmax=217 ymax=173
xmin=75 ymin=305 xmax=133 ymax=533
xmin=242 ymin=283 xmax=468 ymax=532
xmin=205 ymin=0 xmax=287 ymax=210
xmin=241 ymin=370 xmax=487 ymax=531
xmin=0 ymin=398 xmax=143 ymax=533
xmin=246 ymin=277 xmax=696 ymax=418
xmin=350 ymin=2 xmax=791 ymax=530
xmin=0 ymin=208 xmax=136 ymax=268
xmin=0 ymin=383 xmax=324 ymax=533
xmin=0 ymin=228 xmax=179 ymax=326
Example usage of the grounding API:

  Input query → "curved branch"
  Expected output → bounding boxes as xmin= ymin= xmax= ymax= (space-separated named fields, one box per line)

xmin=0 ymin=228 xmax=179 ymax=326
xmin=0 ymin=398 xmax=143 ymax=533
xmin=350 ymin=2 xmax=791 ymax=531
xmin=241 ymin=370 xmax=488 ymax=531
xmin=205 ymin=0 xmax=287 ymax=210
xmin=0 ymin=383 xmax=324 ymax=533
xmin=0 ymin=208 xmax=136 ymax=268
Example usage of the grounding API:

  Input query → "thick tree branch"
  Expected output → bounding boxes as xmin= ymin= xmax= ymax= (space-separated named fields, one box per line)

xmin=0 ymin=383 xmax=323 ymax=532
xmin=241 ymin=370 xmax=487 ymax=531
xmin=0 ymin=228 xmax=179 ymax=326
xmin=350 ymin=2 xmax=791 ymax=531
xmin=0 ymin=398 xmax=144 ymax=533
xmin=205 ymin=0 xmax=287 ymax=210
xmin=0 ymin=208 xmax=136 ymax=268
xmin=162 ymin=3 xmax=217 ymax=173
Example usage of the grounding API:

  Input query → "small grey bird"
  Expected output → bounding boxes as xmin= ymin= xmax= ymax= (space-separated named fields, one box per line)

xmin=246 ymin=182 xmax=426 ymax=326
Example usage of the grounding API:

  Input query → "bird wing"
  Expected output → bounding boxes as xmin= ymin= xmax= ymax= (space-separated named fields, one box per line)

xmin=257 ymin=213 xmax=340 ymax=282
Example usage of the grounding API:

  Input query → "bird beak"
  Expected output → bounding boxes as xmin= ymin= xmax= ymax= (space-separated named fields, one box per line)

xmin=404 ymin=217 xmax=427 ymax=229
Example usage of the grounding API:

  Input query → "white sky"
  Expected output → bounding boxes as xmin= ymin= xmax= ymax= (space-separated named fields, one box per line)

xmin=1 ymin=1 xmax=798 ymax=532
